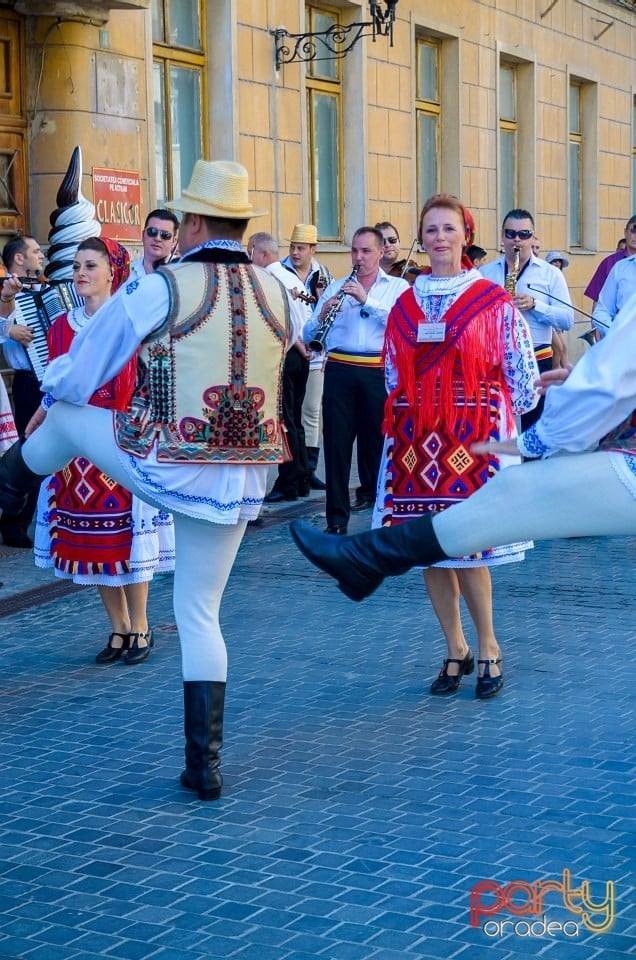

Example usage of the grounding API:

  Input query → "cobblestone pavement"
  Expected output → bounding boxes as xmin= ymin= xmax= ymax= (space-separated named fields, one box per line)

xmin=0 ymin=492 xmax=634 ymax=960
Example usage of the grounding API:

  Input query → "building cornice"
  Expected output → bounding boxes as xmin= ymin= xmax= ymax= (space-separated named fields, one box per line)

xmin=15 ymin=0 xmax=148 ymax=22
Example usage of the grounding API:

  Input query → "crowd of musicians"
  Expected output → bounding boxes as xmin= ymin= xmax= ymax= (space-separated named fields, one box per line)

xmin=1 ymin=156 xmax=635 ymax=801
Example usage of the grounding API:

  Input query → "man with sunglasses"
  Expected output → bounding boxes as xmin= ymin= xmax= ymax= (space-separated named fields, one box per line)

xmin=131 ymin=209 xmax=180 ymax=278
xmin=375 ymin=221 xmax=421 ymax=285
xmin=480 ymin=208 xmax=573 ymax=430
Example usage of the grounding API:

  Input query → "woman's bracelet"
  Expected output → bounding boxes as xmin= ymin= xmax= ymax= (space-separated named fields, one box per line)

xmin=1 ymin=295 xmax=15 ymax=303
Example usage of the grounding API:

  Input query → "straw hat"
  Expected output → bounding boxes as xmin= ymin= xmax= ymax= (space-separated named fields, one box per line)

xmin=545 ymin=250 xmax=569 ymax=267
xmin=166 ymin=160 xmax=267 ymax=219
xmin=288 ymin=224 xmax=318 ymax=245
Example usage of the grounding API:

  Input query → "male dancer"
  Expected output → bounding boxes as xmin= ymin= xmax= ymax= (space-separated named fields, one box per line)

xmin=0 ymin=160 xmax=295 ymax=801
xmin=289 ymin=291 xmax=636 ymax=600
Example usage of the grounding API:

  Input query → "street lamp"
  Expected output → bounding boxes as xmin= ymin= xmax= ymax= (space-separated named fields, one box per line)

xmin=273 ymin=0 xmax=399 ymax=70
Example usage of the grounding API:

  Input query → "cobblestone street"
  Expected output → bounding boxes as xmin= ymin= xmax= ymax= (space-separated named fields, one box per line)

xmin=0 ymin=493 xmax=634 ymax=960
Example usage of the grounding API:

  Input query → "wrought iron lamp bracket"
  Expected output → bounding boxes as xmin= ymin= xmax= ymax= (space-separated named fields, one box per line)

xmin=272 ymin=2 xmax=397 ymax=69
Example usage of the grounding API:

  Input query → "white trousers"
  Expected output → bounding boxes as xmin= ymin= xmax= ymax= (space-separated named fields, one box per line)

xmin=24 ymin=403 xmax=246 ymax=681
xmin=301 ymin=367 xmax=324 ymax=448
xmin=434 ymin=451 xmax=636 ymax=558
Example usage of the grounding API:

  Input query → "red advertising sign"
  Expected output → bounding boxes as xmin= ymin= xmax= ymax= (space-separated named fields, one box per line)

xmin=92 ymin=167 xmax=142 ymax=242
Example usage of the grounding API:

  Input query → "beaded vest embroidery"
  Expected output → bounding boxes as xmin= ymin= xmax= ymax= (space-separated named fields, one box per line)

xmin=115 ymin=261 xmax=289 ymax=463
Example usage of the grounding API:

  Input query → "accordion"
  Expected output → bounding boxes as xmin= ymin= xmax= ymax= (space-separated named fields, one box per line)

xmin=13 ymin=282 xmax=83 ymax=382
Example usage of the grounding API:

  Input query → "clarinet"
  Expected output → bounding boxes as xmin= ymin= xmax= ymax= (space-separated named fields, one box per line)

xmin=308 ymin=265 xmax=358 ymax=352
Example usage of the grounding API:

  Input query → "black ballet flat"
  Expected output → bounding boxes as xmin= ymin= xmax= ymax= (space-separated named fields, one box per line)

xmin=124 ymin=629 xmax=154 ymax=665
xmin=476 ymin=656 xmax=504 ymax=699
xmin=430 ymin=649 xmax=475 ymax=695
xmin=95 ymin=632 xmax=130 ymax=665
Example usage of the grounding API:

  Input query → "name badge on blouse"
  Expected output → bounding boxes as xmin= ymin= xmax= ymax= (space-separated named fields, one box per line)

xmin=417 ymin=321 xmax=446 ymax=343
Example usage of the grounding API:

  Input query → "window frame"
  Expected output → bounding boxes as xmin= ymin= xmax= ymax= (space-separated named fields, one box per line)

xmin=415 ymin=37 xmax=441 ymax=210
xmin=495 ymin=47 xmax=536 ymax=236
xmin=566 ymin=72 xmax=598 ymax=252
xmin=498 ymin=62 xmax=517 ymax=217
xmin=151 ymin=0 xmax=207 ymax=204
xmin=568 ymin=80 xmax=583 ymax=248
xmin=305 ymin=3 xmax=344 ymax=242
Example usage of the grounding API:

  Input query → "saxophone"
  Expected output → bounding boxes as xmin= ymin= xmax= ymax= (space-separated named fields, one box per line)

xmin=505 ymin=246 xmax=521 ymax=295
xmin=308 ymin=265 xmax=358 ymax=351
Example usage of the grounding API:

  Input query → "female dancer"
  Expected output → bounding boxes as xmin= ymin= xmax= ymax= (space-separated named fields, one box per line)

xmin=372 ymin=195 xmax=538 ymax=699
xmin=33 ymin=237 xmax=174 ymax=664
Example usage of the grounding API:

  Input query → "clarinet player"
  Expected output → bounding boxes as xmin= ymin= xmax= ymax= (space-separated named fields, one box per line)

xmin=480 ymin=209 xmax=573 ymax=430
xmin=302 ymin=227 xmax=408 ymax=534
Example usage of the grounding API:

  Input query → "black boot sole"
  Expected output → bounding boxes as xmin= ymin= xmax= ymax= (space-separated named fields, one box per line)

xmin=180 ymin=769 xmax=222 ymax=801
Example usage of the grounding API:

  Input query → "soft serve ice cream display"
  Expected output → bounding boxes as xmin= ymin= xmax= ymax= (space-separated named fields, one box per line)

xmin=47 ymin=146 xmax=102 ymax=281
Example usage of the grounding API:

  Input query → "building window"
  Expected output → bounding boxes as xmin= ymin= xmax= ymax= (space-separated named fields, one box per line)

xmin=567 ymin=76 xmax=598 ymax=250
xmin=499 ymin=63 xmax=517 ymax=217
xmin=152 ymin=0 xmax=205 ymax=204
xmin=569 ymin=81 xmax=583 ymax=247
xmin=416 ymin=38 xmax=441 ymax=208
xmin=306 ymin=5 xmax=342 ymax=240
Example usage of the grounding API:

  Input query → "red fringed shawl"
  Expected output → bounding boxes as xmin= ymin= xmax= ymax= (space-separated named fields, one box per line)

xmin=383 ymin=279 xmax=515 ymax=441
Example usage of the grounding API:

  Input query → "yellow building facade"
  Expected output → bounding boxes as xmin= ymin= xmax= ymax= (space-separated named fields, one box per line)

xmin=1 ymin=0 xmax=636 ymax=349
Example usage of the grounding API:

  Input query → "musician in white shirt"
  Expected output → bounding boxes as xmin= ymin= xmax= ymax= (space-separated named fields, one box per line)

xmin=0 ymin=235 xmax=46 ymax=547
xmin=130 ymin=209 xmax=179 ymax=279
xmin=303 ymin=227 xmax=409 ymax=533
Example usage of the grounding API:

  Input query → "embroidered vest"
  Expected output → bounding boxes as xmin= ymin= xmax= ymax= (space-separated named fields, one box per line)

xmin=114 ymin=260 xmax=289 ymax=463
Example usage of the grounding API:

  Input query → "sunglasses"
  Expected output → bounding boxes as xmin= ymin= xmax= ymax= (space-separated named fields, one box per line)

xmin=627 ymin=224 xmax=636 ymax=233
xmin=504 ymin=229 xmax=533 ymax=241
xmin=383 ymin=237 xmax=399 ymax=245
xmin=145 ymin=227 xmax=174 ymax=241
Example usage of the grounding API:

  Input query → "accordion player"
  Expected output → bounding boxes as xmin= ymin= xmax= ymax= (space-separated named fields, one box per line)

xmin=3 ymin=280 xmax=82 ymax=383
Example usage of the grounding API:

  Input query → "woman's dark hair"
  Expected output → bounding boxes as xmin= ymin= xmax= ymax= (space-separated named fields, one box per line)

xmin=77 ymin=237 xmax=110 ymax=259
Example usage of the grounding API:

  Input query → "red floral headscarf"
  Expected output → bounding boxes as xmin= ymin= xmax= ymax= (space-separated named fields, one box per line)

xmin=99 ymin=237 xmax=131 ymax=293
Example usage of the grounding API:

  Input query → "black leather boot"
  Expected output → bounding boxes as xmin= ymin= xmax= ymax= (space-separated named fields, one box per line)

xmin=0 ymin=440 xmax=46 ymax=514
xmin=290 ymin=515 xmax=448 ymax=601
xmin=306 ymin=446 xmax=326 ymax=490
xmin=306 ymin=446 xmax=319 ymax=473
xmin=180 ymin=681 xmax=226 ymax=801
